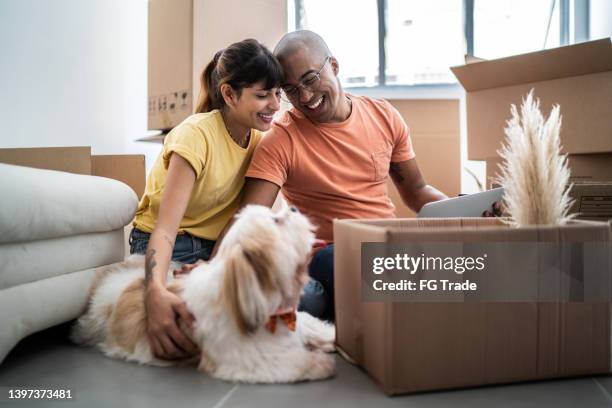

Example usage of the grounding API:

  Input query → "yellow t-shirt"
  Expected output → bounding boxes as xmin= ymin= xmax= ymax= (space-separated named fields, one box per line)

xmin=133 ymin=110 xmax=263 ymax=240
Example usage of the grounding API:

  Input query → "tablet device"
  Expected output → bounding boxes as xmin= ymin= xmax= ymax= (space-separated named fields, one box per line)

xmin=417 ymin=187 xmax=504 ymax=218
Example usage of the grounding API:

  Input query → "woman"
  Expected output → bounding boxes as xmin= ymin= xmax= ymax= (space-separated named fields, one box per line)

xmin=129 ymin=39 xmax=283 ymax=361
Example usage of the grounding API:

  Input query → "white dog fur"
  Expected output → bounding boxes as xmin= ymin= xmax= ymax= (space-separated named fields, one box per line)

xmin=72 ymin=205 xmax=336 ymax=383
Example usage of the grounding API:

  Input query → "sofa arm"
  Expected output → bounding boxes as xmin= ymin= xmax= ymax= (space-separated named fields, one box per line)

xmin=0 ymin=163 xmax=138 ymax=244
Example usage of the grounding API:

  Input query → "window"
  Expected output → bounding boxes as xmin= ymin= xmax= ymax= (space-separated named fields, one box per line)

xmin=473 ymin=0 xmax=560 ymax=60
xmin=300 ymin=0 xmax=379 ymax=86
xmin=294 ymin=0 xmax=574 ymax=88
xmin=386 ymin=0 xmax=464 ymax=85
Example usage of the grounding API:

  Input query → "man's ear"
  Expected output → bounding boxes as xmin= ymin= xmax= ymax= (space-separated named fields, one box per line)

xmin=220 ymin=83 xmax=238 ymax=108
xmin=329 ymin=56 xmax=339 ymax=76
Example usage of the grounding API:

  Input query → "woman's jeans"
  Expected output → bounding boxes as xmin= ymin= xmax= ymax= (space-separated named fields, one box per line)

xmin=298 ymin=244 xmax=335 ymax=321
xmin=129 ymin=228 xmax=215 ymax=263
xmin=131 ymin=227 xmax=333 ymax=320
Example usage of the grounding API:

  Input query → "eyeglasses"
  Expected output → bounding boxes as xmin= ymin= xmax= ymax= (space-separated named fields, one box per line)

xmin=281 ymin=56 xmax=330 ymax=102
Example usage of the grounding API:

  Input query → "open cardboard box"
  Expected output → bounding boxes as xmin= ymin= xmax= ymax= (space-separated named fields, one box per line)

xmin=451 ymin=38 xmax=612 ymax=161
xmin=334 ymin=217 xmax=612 ymax=395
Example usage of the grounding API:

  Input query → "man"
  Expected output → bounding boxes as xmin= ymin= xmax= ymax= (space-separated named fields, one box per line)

xmin=215 ymin=30 xmax=447 ymax=320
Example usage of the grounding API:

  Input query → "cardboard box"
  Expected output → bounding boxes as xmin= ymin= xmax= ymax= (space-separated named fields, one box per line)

xmin=485 ymin=154 xmax=612 ymax=188
xmin=484 ymin=157 xmax=612 ymax=221
xmin=0 ymin=147 xmax=146 ymax=199
xmin=0 ymin=146 xmax=91 ymax=174
xmin=387 ymin=100 xmax=461 ymax=217
xmin=91 ymin=155 xmax=146 ymax=199
xmin=148 ymin=0 xmax=194 ymax=131
xmin=451 ymin=38 xmax=612 ymax=160
xmin=334 ymin=217 xmax=612 ymax=395
xmin=148 ymin=0 xmax=288 ymax=131
xmin=569 ymin=153 xmax=612 ymax=183
xmin=569 ymin=182 xmax=612 ymax=221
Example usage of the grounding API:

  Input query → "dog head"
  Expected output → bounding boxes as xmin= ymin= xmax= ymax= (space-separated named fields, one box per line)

xmin=218 ymin=204 xmax=315 ymax=335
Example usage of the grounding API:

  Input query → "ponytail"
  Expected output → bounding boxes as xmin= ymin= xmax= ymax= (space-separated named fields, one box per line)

xmin=195 ymin=50 xmax=224 ymax=113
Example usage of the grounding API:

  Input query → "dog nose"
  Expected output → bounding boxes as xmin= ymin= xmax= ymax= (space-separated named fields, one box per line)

xmin=290 ymin=206 xmax=298 ymax=213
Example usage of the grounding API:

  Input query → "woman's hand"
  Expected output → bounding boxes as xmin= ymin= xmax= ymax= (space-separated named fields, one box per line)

xmin=173 ymin=259 xmax=206 ymax=277
xmin=144 ymin=282 xmax=199 ymax=360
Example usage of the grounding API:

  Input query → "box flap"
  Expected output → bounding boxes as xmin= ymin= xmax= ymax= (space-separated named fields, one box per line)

xmin=91 ymin=155 xmax=146 ymax=199
xmin=0 ymin=146 xmax=91 ymax=174
xmin=451 ymin=38 xmax=612 ymax=91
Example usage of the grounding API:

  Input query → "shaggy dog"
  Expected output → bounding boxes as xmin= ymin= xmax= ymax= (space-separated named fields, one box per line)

xmin=72 ymin=205 xmax=335 ymax=383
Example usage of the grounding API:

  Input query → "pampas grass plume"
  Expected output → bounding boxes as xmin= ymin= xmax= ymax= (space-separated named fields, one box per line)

xmin=495 ymin=90 xmax=574 ymax=226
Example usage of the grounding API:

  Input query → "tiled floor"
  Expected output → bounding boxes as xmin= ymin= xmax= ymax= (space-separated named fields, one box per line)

xmin=1 ymin=323 xmax=612 ymax=408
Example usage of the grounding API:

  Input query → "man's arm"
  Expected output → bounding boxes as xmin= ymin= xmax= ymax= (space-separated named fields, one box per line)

xmin=210 ymin=178 xmax=280 ymax=257
xmin=389 ymin=158 xmax=447 ymax=213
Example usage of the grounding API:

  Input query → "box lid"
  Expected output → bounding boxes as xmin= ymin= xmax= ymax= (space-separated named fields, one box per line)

xmin=451 ymin=38 xmax=612 ymax=92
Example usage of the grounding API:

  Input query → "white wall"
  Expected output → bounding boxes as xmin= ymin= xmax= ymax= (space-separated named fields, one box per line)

xmin=0 ymin=0 xmax=160 ymax=165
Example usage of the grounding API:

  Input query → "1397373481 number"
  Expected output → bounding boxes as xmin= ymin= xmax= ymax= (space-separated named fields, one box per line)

xmin=7 ymin=388 xmax=73 ymax=399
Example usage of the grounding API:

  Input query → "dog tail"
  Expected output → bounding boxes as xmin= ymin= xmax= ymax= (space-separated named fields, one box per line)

xmin=70 ymin=309 xmax=107 ymax=347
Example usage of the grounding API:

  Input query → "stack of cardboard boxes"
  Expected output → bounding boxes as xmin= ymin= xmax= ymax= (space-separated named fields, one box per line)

xmin=147 ymin=0 xmax=288 ymax=132
xmin=452 ymin=38 xmax=612 ymax=221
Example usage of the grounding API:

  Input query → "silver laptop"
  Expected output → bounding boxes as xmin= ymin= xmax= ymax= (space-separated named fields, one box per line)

xmin=417 ymin=187 xmax=504 ymax=218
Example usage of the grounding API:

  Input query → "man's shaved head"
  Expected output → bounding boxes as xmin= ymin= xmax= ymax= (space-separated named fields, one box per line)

xmin=274 ymin=30 xmax=331 ymax=62
xmin=273 ymin=30 xmax=350 ymax=124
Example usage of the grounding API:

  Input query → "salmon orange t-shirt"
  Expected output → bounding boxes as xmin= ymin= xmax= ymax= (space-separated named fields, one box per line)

xmin=246 ymin=95 xmax=415 ymax=241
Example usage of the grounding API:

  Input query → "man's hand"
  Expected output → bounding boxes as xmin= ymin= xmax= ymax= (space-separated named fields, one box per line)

xmin=482 ymin=201 xmax=504 ymax=217
xmin=144 ymin=282 xmax=199 ymax=360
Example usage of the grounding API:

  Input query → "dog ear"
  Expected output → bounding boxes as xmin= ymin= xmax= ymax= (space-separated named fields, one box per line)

xmin=222 ymin=245 xmax=277 ymax=335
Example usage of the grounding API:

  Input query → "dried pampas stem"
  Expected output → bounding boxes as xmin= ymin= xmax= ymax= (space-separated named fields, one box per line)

xmin=495 ymin=90 xmax=574 ymax=226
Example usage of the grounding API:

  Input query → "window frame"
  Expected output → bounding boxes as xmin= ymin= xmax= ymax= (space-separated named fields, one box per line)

xmin=294 ymin=0 xmax=585 ymax=88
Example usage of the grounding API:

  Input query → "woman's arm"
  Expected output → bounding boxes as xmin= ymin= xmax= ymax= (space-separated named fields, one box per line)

xmin=144 ymin=153 xmax=199 ymax=360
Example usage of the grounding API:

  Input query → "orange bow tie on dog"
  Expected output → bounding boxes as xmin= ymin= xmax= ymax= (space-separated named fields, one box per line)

xmin=265 ymin=309 xmax=297 ymax=334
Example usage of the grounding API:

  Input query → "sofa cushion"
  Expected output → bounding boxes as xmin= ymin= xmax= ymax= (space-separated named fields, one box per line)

xmin=0 ymin=229 xmax=125 ymax=290
xmin=0 ymin=163 xmax=138 ymax=244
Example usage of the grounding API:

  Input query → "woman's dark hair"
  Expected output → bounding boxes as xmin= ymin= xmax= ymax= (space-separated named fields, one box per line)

xmin=195 ymin=39 xmax=284 ymax=113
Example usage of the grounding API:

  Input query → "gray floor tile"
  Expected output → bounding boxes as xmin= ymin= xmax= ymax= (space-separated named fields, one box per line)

xmin=592 ymin=377 xmax=612 ymax=404
xmin=1 ymin=324 xmax=611 ymax=408
xmin=0 ymin=324 xmax=235 ymax=408
xmin=222 ymin=358 xmax=612 ymax=408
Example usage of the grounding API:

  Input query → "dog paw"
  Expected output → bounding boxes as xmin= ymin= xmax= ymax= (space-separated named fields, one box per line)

xmin=304 ymin=333 xmax=336 ymax=353
xmin=304 ymin=352 xmax=335 ymax=381
xmin=298 ymin=312 xmax=336 ymax=353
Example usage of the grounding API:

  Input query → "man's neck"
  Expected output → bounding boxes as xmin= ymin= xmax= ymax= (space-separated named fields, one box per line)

xmin=330 ymin=92 xmax=352 ymax=123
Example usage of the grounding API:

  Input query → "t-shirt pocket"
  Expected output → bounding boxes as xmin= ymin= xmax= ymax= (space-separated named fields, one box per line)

xmin=371 ymin=149 xmax=391 ymax=181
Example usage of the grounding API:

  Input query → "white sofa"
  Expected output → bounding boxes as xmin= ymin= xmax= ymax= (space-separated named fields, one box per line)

xmin=0 ymin=163 xmax=138 ymax=363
